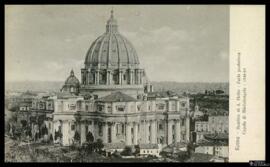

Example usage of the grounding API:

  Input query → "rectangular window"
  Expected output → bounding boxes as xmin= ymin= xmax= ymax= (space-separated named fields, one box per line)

xmin=99 ymin=125 xmax=103 ymax=136
xmin=69 ymin=104 xmax=76 ymax=110
xmin=98 ymin=105 xmax=103 ymax=112
xmin=159 ymin=124 xmax=163 ymax=130
xmin=71 ymin=124 xmax=75 ymax=131
xmin=122 ymin=124 xmax=124 ymax=134
xmin=181 ymin=119 xmax=185 ymax=126
xmin=117 ymin=106 xmax=125 ymax=112
xmin=158 ymin=104 xmax=165 ymax=110
xmin=181 ymin=102 xmax=186 ymax=107
xmin=86 ymin=125 xmax=88 ymax=133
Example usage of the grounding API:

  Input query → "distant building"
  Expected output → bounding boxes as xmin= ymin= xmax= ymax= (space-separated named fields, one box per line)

xmin=103 ymin=142 xmax=126 ymax=155
xmin=139 ymin=144 xmax=160 ymax=157
xmin=208 ymin=115 xmax=228 ymax=134
xmin=194 ymin=121 xmax=208 ymax=142
xmin=195 ymin=138 xmax=228 ymax=158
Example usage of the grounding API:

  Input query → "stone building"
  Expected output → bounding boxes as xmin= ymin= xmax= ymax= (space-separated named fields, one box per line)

xmin=48 ymin=10 xmax=191 ymax=147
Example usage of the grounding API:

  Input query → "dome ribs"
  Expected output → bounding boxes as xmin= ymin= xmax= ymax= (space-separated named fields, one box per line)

xmin=87 ymin=35 xmax=103 ymax=68
xmin=97 ymin=34 xmax=107 ymax=69
xmin=85 ymin=37 xmax=99 ymax=67
xmin=119 ymin=34 xmax=130 ymax=68
xmin=122 ymin=35 xmax=139 ymax=65
xmin=107 ymin=33 xmax=112 ymax=68
xmin=113 ymin=33 xmax=121 ymax=68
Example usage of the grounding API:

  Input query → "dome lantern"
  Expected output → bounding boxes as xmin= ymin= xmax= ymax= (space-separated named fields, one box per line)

xmin=106 ymin=9 xmax=118 ymax=33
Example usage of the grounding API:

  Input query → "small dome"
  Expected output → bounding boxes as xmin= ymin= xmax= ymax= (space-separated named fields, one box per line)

xmin=84 ymin=9 xmax=140 ymax=68
xmin=65 ymin=70 xmax=80 ymax=86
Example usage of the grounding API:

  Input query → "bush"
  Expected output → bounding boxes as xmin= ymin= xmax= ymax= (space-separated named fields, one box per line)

xmin=121 ymin=146 xmax=132 ymax=156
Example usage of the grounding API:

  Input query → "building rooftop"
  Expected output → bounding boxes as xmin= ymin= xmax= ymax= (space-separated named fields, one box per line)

xmin=204 ymin=133 xmax=229 ymax=140
xmin=147 ymin=90 xmax=180 ymax=99
xmin=97 ymin=91 xmax=137 ymax=102
xmin=139 ymin=143 xmax=159 ymax=149
xmin=185 ymin=153 xmax=214 ymax=162
xmin=197 ymin=138 xmax=228 ymax=147
xmin=55 ymin=92 xmax=79 ymax=99
xmin=103 ymin=142 xmax=126 ymax=150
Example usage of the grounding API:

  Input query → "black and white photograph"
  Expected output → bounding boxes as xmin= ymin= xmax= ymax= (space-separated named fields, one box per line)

xmin=5 ymin=5 xmax=263 ymax=163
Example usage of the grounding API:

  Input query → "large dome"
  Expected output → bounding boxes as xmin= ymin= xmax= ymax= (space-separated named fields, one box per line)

xmin=84 ymin=10 xmax=140 ymax=68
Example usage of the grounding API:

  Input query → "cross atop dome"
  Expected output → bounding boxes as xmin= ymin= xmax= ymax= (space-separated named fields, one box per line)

xmin=70 ymin=69 xmax=74 ymax=76
xmin=110 ymin=7 xmax=114 ymax=19
xmin=106 ymin=8 xmax=118 ymax=33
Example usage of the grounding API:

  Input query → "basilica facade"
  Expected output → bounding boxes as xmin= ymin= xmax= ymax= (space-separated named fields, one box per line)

xmin=53 ymin=10 xmax=191 ymax=147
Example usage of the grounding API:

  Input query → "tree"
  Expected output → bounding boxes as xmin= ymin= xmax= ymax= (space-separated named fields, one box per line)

xmin=86 ymin=131 xmax=94 ymax=143
xmin=134 ymin=145 xmax=140 ymax=155
xmin=84 ymin=93 xmax=92 ymax=100
xmin=121 ymin=146 xmax=132 ymax=156
xmin=95 ymin=139 xmax=104 ymax=152
xmin=186 ymin=142 xmax=194 ymax=158
xmin=74 ymin=131 xmax=80 ymax=143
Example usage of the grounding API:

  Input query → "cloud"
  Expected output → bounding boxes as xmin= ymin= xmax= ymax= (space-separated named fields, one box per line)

xmin=46 ymin=62 xmax=64 ymax=71
xmin=218 ymin=51 xmax=228 ymax=60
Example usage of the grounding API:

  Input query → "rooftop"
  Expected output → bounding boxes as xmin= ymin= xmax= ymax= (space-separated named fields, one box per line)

xmin=139 ymin=143 xmax=159 ymax=149
xmin=197 ymin=138 xmax=228 ymax=147
xmin=204 ymin=133 xmax=229 ymax=140
xmin=185 ymin=153 xmax=214 ymax=162
xmin=147 ymin=90 xmax=181 ymax=99
xmin=97 ymin=91 xmax=137 ymax=102
xmin=103 ymin=142 xmax=126 ymax=150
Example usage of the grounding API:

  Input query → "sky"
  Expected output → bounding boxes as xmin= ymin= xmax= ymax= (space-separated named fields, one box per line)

xmin=5 ymin=5 xmax=229 ymax=82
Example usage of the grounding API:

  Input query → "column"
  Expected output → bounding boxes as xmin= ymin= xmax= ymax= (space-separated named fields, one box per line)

xmin=119 ymin=70 xmax=123 ymax=85
xmin=62 ymin=121 xmax=69 ymax=146
xmin=81 ymin=70 xmax=85 ymax=85
xmin=176 ymin=100 xmax=180 ymax=112
xmin=145 ymin=121 xmax=150 ymax=143
xmin=104 ymin=103 xmax=108 ymax=113
xmin=185 ymin=117 xmax=190 ymax=142
xmin=106 ymin=71 xmax=109 ymax=85
xmin=167 ymin=120 xmax=173 ymax=145
xmin=139 ymin=70 xmax=142 ymax=84
xmin=150 ymin=120 xmax=156 ymax=144
xmin=80 ymin=121 xmax=86 ymax=145
xmin=140 ymin=121 xmax=145 ymax=143
xmin=95 ymin=70 xmax=100 ymax=85
xmin=129 ymin=70 xmax=133 ymax=85
xmin=134 ymin=123 xmax=138 ymax=145
xmin=111 ymin=122 xmax=116 ymax=143
xmin=85 ymin=70 xmax=88 ymax=85
xmin=102 ymin=122 xmax=108 ymax=143
xmin=135 ymin=69 xmax=138 ymax=84
xmin=175 ymin=120 xmax=181 ymax=143
xmin=126 ymin=123 xmax=132 ymax=145
xmin=94 ymin=71 xmax=97 ymax=85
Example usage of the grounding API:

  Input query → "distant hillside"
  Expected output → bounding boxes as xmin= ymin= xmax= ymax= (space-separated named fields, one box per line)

xmin=5 ymin=81 xmax=63 ymax=92
xmin=151 ymin=82 xmax=229 ymax=95
xmin=5 ymin=81 xmax=229 ymax=95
